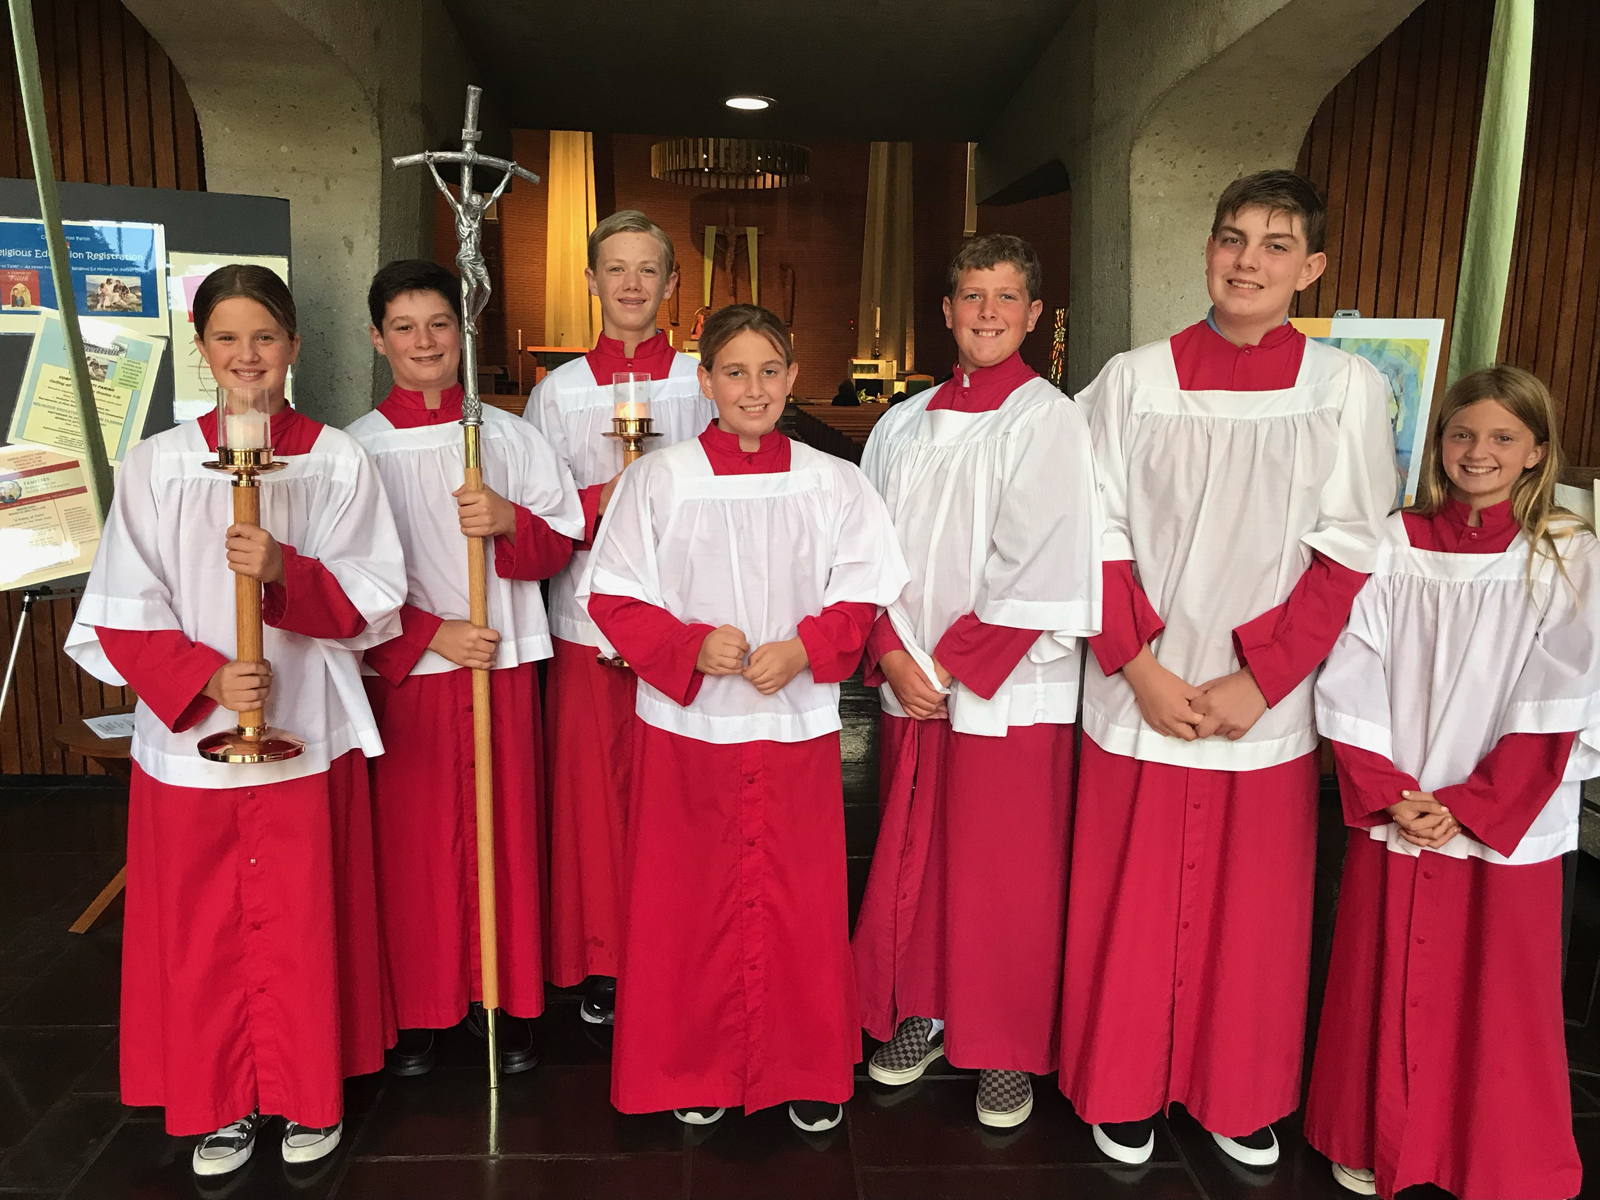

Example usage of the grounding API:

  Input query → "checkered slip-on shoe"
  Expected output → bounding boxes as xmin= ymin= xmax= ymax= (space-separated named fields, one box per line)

xmin=867 ymin=1016 xmax=946 ymax=1086
xmin=976 ymin=1070 xmax=1033 ymax=1128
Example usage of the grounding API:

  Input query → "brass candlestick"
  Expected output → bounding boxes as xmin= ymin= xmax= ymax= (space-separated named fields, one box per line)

xmin=197 ymin=394 xmax=305 ymax=764
xmin=602 ymin=414 xmax=661 ymax=465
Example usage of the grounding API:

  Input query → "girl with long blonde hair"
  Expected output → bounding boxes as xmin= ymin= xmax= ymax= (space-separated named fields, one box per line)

xmin=1305 ymin=364 xmax=1600 ymax=1198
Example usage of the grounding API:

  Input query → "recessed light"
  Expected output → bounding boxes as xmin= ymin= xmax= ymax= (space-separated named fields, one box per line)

xmin=724 ymin=95 xmax=773 ymax=111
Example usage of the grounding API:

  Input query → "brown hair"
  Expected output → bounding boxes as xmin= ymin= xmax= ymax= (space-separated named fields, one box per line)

xmin=1411 ymin=364 xmax=1587 ymax=578
xmin=588 ymin=209 xmax=675 ymax=278
xmin=193 ymin=264 xmax=297 ymax=339
xmin=1212 ymin=170 xmax=1327 ymax=255
xmin=698 ymin=304 xmax=792 ymax=369
xmin=946 ymin=233 xmax=1042 ymax=302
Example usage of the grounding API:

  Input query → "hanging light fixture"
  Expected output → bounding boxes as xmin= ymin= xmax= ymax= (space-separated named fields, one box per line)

xmin=650 ymin=138 xmax=810 ymax=189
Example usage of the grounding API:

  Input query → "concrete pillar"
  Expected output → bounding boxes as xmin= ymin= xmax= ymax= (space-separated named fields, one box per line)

xmin=122 ymin=0 xmax=505 ymax=426
xmin=980 ymin=0 xmax=1423 ymax=392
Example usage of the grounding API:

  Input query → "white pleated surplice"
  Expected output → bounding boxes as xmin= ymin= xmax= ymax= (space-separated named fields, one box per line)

xmin=523 ymin=352 xmax=714 ymax=647
xmin=64 ymin=420 xmax=408 ymax=787
xmin=577 ymin=438 xmax=910 ymax=745
xmin=1316 ymin=513 xmax=1600 ymax=864
xmin=346 ymin=404 xmax=582 ymax=675
xmin=1078 ymin=336 xmax=1397 ymax=770
xmin=859 ymin=377 xmax=1104 ymax=737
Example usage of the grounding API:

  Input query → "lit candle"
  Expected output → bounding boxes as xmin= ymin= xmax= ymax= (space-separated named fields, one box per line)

xmin=612 ymin=372 xmax=650 ymax=421
xmin=225 ymin=409 xmax=269 ymax=449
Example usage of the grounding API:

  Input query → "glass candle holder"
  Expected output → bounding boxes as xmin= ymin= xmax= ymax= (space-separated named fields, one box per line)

xmin=613 ymin=372 xmax=650 ymax=421
xmin=217 ymin=387 xmax=272 ymax=455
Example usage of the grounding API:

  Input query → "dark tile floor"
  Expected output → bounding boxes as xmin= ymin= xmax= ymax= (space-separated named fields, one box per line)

xmin=3 ymin=678 xmax=1600 ymax=1198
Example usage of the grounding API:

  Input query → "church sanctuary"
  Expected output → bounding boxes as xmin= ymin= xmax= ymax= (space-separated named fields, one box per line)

xmin=2 ymin=0 xmax=1600 ymax=1197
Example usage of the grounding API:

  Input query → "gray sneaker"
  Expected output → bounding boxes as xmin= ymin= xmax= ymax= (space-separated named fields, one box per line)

xmin=192 ymin=1110 xmax=262 ymax=1176
xmin=976 ymin=1070 xmax=1033 ymax=1128
xmin=867 ymin=1016 xmax=945 ymax=1086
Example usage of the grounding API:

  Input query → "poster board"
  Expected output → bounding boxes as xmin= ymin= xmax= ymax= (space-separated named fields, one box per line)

xmin=1289 ymin=316 xmax=1445 ymax=506
xmin=0 ymin=179 xmax=290 ymax=591
xmin=0 ymin=442 xmax=99 ymax=589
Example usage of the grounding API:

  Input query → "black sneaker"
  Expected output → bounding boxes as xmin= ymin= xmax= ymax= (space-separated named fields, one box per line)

xmin=1093 ymin=1116 xmax=1156 ymax=1165
xmin=580 ymin=975 xmax=616 ymax=1026
xmin=788 ymin=1100 xmax=843 ymax=1132
xmin=192 ymin=1109 xmax=263 ymax=1176
xmin=464 ymin=1004 xmax=539 ymax=1074
xmin=281 ymin=1119 xmax=342 ymax=1164
xmin=1212 ymin=1124 xmax=1278 ymax=1166
xmin=385 ymin=1028 xmax=436 ymax=1077
xmin=867 ymin=1016 xmax=945 ymax=1086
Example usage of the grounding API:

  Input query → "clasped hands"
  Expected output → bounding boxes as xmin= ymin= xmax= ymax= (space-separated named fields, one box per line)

xmin=1123 ymin=647 xmax=1266 ymax=742
xmin=698 ymin=624 xmax=810 ymax=696
xmin=1386 ymin=791 xmax=1460 ymax=849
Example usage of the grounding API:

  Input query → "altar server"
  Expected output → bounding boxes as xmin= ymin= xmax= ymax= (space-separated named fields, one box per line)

xmin=1060 ymin=171 xmax=1396 ymax=1167
xmin=523 ymin=209 xmax=712 ymax=1024
xmin=852 ymin=234 xmax=1103 ymax=1129
xmin=349 ymin=260 xmax=582 ymax=1077
xmin=580 ymin=304 xmax=908 ymax=1132
xmin=64 ymin=266 xmax=407 ymax=1176
xmin=1305 ymin=365 xmax=1596 ymax=1199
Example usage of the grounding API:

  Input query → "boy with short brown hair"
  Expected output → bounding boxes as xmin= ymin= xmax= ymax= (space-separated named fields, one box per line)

xmin=853 ymin=233 xmax=1103 ymax=1129
xmin=1060 ymin=170 xmax=1396 ymax=1167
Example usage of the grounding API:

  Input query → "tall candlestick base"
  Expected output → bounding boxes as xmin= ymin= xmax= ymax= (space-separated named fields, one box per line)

xmin=603 ymin=415 xmax=661 ymax=465
xmin=198 ymin=726 xmax=306 ymax=764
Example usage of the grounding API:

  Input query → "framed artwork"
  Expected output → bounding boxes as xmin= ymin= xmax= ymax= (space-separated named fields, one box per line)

xmin=1290 ymin=316 xmax=1445 ymax=506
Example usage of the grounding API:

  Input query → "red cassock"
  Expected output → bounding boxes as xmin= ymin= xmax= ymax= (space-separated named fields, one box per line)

xmin=1304 ymin=501 xmax=1587 ymax=1199
xmin=584 ymin=424 xmax=908 ymax=1113
xmin=349 ymin=385 xmax=581 ymax=1026
xmin=66 ymin=408 xmax=407 ymax=1135
xmin=523 ymin=334 xmax=712 ymax=986
xmin=850 ymin=352 xmax=1103 ymax=1074
xmin=1061 ymin=320 xmax=1393 ymax=1135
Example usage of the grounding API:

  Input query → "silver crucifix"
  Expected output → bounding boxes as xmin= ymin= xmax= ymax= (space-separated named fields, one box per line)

xmin=391 ymin=85 xmax=539 ymax=424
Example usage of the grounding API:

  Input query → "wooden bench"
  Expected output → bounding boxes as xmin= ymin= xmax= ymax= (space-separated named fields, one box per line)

xmin=789 ymin=403 xmax=893 ymax=464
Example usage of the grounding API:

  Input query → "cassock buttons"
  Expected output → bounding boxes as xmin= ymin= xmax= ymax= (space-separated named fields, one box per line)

xmin=746 ymin=900 xmax=756 ymax=908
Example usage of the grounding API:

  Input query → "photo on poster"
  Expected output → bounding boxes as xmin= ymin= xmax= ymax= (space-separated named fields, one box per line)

xmin=1289 ymin=316 xmax=1445 ymax=506
xmin=0 ymin=217 xmax=168 ymax=337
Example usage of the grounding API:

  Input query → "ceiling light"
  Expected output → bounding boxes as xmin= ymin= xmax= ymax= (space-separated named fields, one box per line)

xmin=723 ymin=95 xmax=772 ymax=111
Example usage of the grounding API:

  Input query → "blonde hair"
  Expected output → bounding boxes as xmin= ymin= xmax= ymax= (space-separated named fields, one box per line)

xmin=1410 ymin=364 xmax=1587 ymax=578
xmin=587 ymin=209 xmax=675 ymax=278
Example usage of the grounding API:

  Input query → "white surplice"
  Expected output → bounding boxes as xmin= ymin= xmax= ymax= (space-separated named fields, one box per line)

xmin=1078 ymin=336 xmax=1397 ymax=770
xmin=346 ymin=404 xmax=582 ymax=676
xmin=859 ymin=377 xmax=1104 ymax=737
xmin=1316 ymin=513 xmax=1600 ymax=864
xmin=523 ymin=352 xmax=713 ymax=647
xmin=64 ymin=421 xmax=407 ymax=787
xmin=577 ymin=438 xmax=910 ymax=745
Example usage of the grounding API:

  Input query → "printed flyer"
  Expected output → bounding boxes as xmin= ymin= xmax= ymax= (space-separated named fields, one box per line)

xmin=0 ymin=217 xmax=168 ymax=337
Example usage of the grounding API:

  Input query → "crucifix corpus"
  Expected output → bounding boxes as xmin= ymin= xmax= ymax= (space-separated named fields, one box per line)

xmin=391 ymin=85 xmax=539 ymax=1093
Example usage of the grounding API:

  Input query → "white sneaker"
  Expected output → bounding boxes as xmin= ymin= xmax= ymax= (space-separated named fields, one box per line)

xmin=1212 ymin=1125 xmax=1279 ymax=1166
xmin=192 ymin=1110 xmax=262 ymax=1176
xmin=674 ymin=1107 xmax=725 ymax=1125
xmin=1331 ymin=1162 xmax=1377 ymax=1194
xmin=281 ymin=1119 xmax=342 ymax=1164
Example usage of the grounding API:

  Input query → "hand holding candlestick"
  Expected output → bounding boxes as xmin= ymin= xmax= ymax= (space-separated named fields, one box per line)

xmin=198 ymin=387 xmax=304 ymax=764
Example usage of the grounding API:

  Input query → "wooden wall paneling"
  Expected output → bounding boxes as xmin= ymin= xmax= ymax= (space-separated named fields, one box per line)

xmin=0 ymin=0 xmax=203 ymax=193
xmin=98 ymin=0 xmax=129 ymax=185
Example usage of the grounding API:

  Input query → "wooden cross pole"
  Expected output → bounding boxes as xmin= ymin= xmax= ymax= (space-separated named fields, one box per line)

xmin=391 ymin=86 xmax=539 ymax=1094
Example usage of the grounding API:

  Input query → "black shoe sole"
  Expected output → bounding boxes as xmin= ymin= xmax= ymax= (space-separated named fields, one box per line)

xmin=384 ymin=1053 xmax=436 ymax=1078
xmin=500 ymin=1052 xmax=538 ymax=1075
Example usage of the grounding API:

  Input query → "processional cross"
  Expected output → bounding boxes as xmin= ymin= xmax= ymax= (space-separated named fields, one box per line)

xmin=390 ymin=86 xmax=538 ymax=1095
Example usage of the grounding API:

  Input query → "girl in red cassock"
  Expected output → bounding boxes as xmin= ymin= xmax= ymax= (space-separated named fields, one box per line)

xmin=1306 ymin=365 xmax=1598 ymax=1199
xmin=581 ymin=304 xmax=908 ymax=1133
xmin=65 ymin=266 xmax=408 ymax=1177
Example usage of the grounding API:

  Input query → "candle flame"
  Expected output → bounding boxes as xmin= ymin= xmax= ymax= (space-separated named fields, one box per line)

xmin=615 ymin=399 xmax=649 ymax=420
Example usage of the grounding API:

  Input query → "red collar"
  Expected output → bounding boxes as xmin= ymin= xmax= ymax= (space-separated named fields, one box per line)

xmin=586 ymin=331 xmax=675 ymax=384
xmin=1442 ymin=494 xmax=1516 ymax=534
xmin=1201 ymin=316 xmax=1302 ymax=352
xmin=928 ymin=351 xmax=1037 ymax=412
xmin=197 ymin=404 xmax=322 ymax=455
xmin=378 ymin=383 xmax=465 ymax=429
xmin=698 ymin=420 xmax=790 ymax=475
